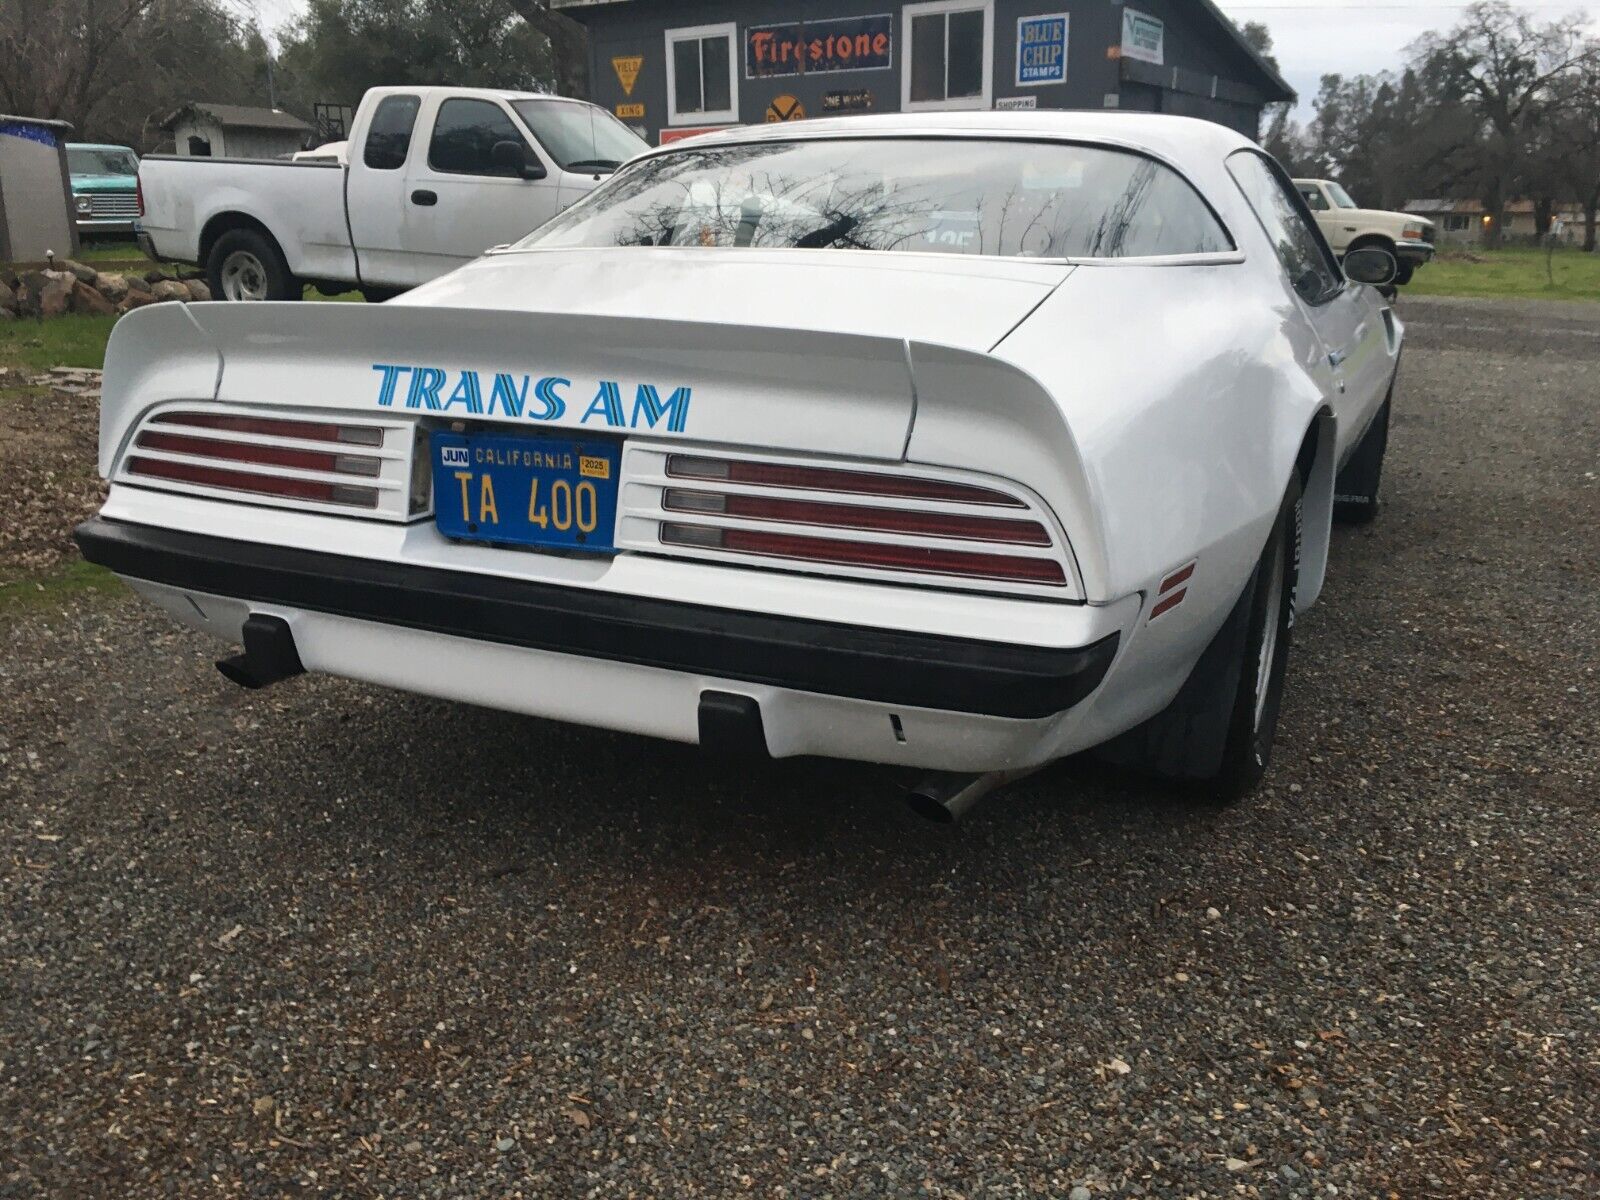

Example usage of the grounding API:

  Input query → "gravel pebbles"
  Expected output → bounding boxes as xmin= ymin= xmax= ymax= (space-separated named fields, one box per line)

xmin=2 ymin=296 xmax=1596 ymax=1198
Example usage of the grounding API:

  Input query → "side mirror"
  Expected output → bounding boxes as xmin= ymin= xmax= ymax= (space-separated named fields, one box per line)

xmin=1344 ymin=247 xmax=1397 ymax=287
xmin=491 ymin=139 xmax=544 ymax=180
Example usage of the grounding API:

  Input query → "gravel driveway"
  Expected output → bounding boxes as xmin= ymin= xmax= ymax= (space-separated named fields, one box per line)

xmin=2 ymin=296 xmax=1596 ymax=1199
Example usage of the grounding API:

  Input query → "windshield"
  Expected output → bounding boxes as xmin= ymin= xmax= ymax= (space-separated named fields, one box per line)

xmin=511 ymin=100 xmax=648 ymax=172
xmin=521 ymin=138 xmax=1232 ymax=259
xmin=68 ymin=147 xmax=138 ymax=176
xmin=1326 ymin=182 xmax=1358 ymax=209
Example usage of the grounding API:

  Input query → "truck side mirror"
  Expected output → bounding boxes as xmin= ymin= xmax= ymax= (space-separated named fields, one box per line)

xmin=491 ymin=139 xmax=544 ymax=180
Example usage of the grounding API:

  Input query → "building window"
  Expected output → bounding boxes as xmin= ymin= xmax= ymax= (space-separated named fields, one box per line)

xmin=903 ymin=1 xmax=993 ymax=111
xmin=1446 ymin=214 xmax=1469 ymax=232
xmin=666 ymin=23 xmax=738 ymax=126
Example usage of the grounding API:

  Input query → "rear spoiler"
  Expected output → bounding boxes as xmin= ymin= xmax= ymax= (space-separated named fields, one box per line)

xmin=97 ymin=300 xmax=1103 ymax=592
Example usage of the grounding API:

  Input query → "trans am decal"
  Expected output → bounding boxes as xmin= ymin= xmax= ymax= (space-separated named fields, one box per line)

xmin=371 ymin=364 xmax=692 ymax=433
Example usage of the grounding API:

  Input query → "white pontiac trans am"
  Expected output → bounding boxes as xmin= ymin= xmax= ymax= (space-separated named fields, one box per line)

xmin=77 ymin=113 xmax=1402 ymax=816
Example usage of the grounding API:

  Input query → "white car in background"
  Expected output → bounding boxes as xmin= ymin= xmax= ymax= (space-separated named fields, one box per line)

xmin=79 ymin=113 xmax=1403 ymax=820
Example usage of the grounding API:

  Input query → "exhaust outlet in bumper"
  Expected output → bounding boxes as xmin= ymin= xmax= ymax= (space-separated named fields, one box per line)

xmin=906 ymin=767 xmax=1040 ymax=824
xmin=216 ymin=614 xmax=305 ymax=690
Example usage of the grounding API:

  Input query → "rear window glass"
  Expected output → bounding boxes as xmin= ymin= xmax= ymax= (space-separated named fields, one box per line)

xmin=521 ymin=138 xmax=1231 ymax=259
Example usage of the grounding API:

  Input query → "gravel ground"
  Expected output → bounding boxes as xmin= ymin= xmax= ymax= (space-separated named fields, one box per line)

xmin=2 ymin=295 xmax=1596 ymax=1199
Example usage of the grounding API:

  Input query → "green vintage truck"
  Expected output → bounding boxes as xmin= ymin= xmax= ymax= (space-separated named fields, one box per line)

xmin=67 ymin=143 xmax=140 ymax=237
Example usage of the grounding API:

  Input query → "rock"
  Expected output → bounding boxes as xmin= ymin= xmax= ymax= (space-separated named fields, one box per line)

xmin=0 ymin=307 xmax=13 ymax=321
xmin=150 ymin=280 xmax=191 ymax=303
xmin=94 ymin=273 xmax=130 ymax=304
xmin=39 ymin=273 xmax=74 ymax=317
xmin=1225 ymin=1157 xmax=1250 ymax=1172
xmin=1280 ymin=1164 xmax=1301 ymax=1182
xmin=494 ymin=1136 xmax=516 ymax=1152
xmin=118 ymin=290 xmax=160 ymax=313
xmin=70 ymin=280 xmax=117 ymax=316
xmin=0 ymin=279 xmax=14 ymax=313
xmin=61 ymin=259 xmax=98 ymax=284
xmin=183 ymin=279 xmax=211 ymax=302
xmin=143 ymin=269 xmax=167 ymax=284
xmin=252 ymin=1096 xmax=275 ymax=1116
xmin=125 ymin=273 xmax=153 ymax=295
xmin=1070 ymin=1188 xmax=1092 ymax=1200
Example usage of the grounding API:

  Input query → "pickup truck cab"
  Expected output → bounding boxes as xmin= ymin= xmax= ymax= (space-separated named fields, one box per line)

xmin=138 ymin=86 xmax=648 ymax=301
xmin=1292 ymin=178 xmax=1435 ymax=285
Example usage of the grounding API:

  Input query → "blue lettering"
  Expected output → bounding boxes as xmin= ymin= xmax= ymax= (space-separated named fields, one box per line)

xmin=581 ymin=380 xmax=624 ymax=426
xmin=406 ymin=367 xmax=446 ymax=410
xmin=630 ymin=384 xmax=692 ymax=433
xmin=487 ymin=373 xmax=528 ymax=418
xmin=372 ymin=363 xmax=410 ymax=407
xmin=443 ymin=370 xmax=483 ymax=414
xmin=531 ymin=376 xmax=569 ymax=421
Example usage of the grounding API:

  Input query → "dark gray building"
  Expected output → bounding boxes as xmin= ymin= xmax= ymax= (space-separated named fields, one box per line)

xmin=554 ymin=0 xmax=1293 ymax=144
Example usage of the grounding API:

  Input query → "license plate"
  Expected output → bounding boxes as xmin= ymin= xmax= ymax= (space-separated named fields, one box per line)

xmin=432 ymin=432 xmax=620 ymax=553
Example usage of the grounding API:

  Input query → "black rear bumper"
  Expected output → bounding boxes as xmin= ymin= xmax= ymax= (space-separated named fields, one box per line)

xmin=74 ymin=517 xmax=1117 ymax=719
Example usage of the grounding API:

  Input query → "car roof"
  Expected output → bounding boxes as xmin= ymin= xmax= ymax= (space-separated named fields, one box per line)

xmin=362 ymin=85 xmax=598 ymax=106
xmin=653 ymin=111 xmax=1258 ymax=175
xmin=68 ymin=142 xmax=137 ymax=152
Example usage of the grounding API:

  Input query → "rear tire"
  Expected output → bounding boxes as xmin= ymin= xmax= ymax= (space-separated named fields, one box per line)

xmin=207 ymin=228 xmax=299 ymax=302
xmin=1393 ymin=261 xmax=1415 ymax=286
xmin=1096 ymin=474 xmax=1303 ymax=803
xmin=1333 ymin=399 xmax=1390 ymax=525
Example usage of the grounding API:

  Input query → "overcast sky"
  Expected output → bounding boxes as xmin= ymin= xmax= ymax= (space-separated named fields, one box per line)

xmin=233 ymin=0 xmax=1595 ymax=120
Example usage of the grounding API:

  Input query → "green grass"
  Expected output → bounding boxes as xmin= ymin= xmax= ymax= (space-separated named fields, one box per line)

xmin=0 ymin=316 xmax=120 ymax=371
xmin=1407 ymin=246 xmax=1600 ymax=302
xmin=0 ymin=560 xmax=123 ymax=617
xmin=75 ymin=239 xmax=156 ymax=269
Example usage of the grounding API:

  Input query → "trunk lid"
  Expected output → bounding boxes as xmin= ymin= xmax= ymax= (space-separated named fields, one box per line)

xmin=393 ymin=247 xmax=1071 ymax=353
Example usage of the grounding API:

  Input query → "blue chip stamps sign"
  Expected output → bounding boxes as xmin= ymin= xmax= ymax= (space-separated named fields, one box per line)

xmin=746 ymin=14 xmax=894 ymax=78
xmin=1016 ymin=14 xmax=1068 ymax=86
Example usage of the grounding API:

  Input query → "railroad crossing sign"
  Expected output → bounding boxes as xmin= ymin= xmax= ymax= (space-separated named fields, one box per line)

xmin=766 ymin=94 xmax=806 ymax=123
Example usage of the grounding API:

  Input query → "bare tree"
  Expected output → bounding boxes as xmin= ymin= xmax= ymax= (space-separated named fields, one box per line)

xmin=503 ymin=0 xmax=589 ymax=99
xmin=1411 ymin=1 xmax=1596 ymax=244
xmin=1547 ymin=48 xmax=1600 ymax=250
xmin=0 ymin=0 xmax=158 ymax=132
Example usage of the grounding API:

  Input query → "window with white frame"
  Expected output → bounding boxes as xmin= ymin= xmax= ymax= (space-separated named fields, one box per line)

xmin=665 ymin=23 xmax=738 ymax=126
xmin=903 ymin=1 xmax=994 ymax=110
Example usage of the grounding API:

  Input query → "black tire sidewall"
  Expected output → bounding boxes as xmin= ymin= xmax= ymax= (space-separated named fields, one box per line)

xmin=1214 ymin=475 xmax=1302 ymax=797
xmin=207 ymin=230 xmax=297 ymax=302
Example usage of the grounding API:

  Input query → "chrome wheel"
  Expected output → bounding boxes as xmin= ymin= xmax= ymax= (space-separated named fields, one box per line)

xmin=1253 ymin=529 xmax=1286 ymax=730
xmin=220 ymin=249 xmax=269 ymax=301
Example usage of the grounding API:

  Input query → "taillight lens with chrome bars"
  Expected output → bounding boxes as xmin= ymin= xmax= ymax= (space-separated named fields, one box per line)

xmin=118 ymin=409 xmax=427 ymax=518
xmin=644 ymin=452 xmax=1072 ymax=591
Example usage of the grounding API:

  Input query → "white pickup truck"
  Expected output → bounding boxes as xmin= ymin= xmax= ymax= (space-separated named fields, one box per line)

xmin=1292 ymin=178 xmax=1435 ymax=286
xmin=137 ymin=86 xmax=648 ymax=301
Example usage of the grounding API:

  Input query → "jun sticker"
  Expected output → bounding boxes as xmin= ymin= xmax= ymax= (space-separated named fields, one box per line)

xmin=371 ymin=364 xmax=692 ymax=433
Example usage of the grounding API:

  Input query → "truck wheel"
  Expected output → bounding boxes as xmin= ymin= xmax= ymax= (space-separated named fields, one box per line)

xmin=208 ymin=229 xmax=299 ymax=302
xmin=1333 ymin=400 xmax=1390 ymax=525
xmin=1094 ymin=474 xmax=1302 ymax=803
xmin=1393 ymin=261 xmax=1414 ymax=286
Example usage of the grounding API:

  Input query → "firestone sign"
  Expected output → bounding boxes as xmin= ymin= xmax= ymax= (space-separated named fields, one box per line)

xmin=745 ymin=14 xmax=894 ymax=78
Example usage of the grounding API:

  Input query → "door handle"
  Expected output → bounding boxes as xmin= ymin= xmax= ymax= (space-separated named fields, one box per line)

xmin=1328 ymin=347 xmax=1348 ymax=368
xmin=410 ymin=189 xmax=437 ymax=206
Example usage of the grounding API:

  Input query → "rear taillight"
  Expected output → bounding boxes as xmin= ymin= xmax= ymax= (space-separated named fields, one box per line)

xmin=119 ymin=408 xmax=419 ymax=518
xmin=629 ymin=452 xmax=1073 ymax=594
xmin=135 ymin=172 xmax=144 ymax=219
xmin=662 ymin=523 xmax=1066 ymax=585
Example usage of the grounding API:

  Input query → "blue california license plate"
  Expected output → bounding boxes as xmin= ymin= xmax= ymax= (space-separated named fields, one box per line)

xmin=431 ymin=432 xmax=620 ymax=553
